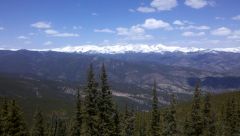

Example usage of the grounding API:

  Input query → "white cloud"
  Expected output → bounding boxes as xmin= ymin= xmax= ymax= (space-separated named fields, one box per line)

xmin=31 ymin=21 xmax=51 ymax=29
xmin=0 ymin=27 xmax=4 ymax=30
xmin=178 ymin=25 xmax=210 ymax=30
xmin=150 ymin=0 xmax=177 ymax=11
xmin=45 ymin=29 xmax=59 ymax=35
xmin=232 ymin=15 xmax=240 ymax=21
xmin=137 ymin=7 xmax=156 ymax=13
xmin=142 ymin=18 xmax=172 ymax=30
xmin=211 ymin=27 xmax=232 ymax=36
xmin=173 ymin=20 xmax=185 ymax=26
xmin=182 ymin=31 xmax=205 ymax=37
xmin=44 ymin=29 xmax=79 ymax=37
xmin=116 ymin=25 xmax=153 ymax=40
xmin=185 ymin=0 xmax=214 ymax=9
xmin=17 ymin=36 xmax=29 ymax=40
xmin=94 ymin=28 xmax=115 ymax=33
xmin=44 ymin=41 xmax=53 ymax=45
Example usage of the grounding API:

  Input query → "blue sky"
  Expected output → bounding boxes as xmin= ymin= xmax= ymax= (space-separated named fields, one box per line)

xmin=0 ymin=0 xmax=240 ymax=49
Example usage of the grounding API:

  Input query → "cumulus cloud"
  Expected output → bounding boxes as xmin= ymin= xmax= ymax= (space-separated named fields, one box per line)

xmin=142 ymin=18 xmax=172 ymax=30
xmin=44 ymin=29 xmax=79 ymax=37
xmin=211 ymin=27 xmax=232 ymax=36
xmin=94 ymin=28 xmax=115 ymax=33
xmin=116 ymin=25 xmax=153 ymax=40
xmin=137 ymin=7 xmax=156 ymax=13
xmin=150 ymin=0 xmax=178 ymax=11
xmin=31 ymin=21 xmax=51 ymax=29
xmin=232 ymin=15 xmax=240 ymax=21
xmin=182 ymin=31 xmax=205 ymax=37
xmin=185 ymin=0 xmax=214 ymax=9
xmin=173 ymin=20 xmax=185 ymax=26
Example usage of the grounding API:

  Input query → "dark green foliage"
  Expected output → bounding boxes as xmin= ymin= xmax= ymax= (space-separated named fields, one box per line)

xmin=223 ymin=98 xmax=240 ymax=136
xmin=31 ymin=110 xmax=45 ymax=136
xmin=98 ymin=64 xmax=114 ymax=136
xmin=6 ymin=100 xmax=28 ymax=136
xmin=202 ymin=93 xmax=216 ymax=136
xmin=151 ymin=81 xmax=160 ymax=136
xmin=163 ymin=94 xmax=177 ymax=136
xmin=71 ymin=90 xmax=82 ymax=136
xmin=123 ymin=105 xmax=135 ymax=136
xmin=0 ymin=98 xmax=9 ymax=135
xmin=183 ymin=116 xmax=192 ymax=136
xmin=113 ymin=106 xmax=121 ymax=136
xmin=55 ymin=118 xmax=67 ymax=136
xmin=84 ymin=64 xmax=99 ymax=136
xmin=190 ymin=84 xmax=203 ymax=136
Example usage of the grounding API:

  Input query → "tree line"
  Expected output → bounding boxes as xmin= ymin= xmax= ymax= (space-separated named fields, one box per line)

xmin=1 ymin=64 xmax=240 ymax=136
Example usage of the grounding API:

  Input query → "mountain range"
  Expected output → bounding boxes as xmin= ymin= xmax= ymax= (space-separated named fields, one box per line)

xmin=1 ymin=46 xmax=240 ymax=110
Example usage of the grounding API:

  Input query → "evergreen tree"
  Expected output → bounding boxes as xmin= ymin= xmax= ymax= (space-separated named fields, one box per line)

xmin=84 ymin=64 xmax=99 ymax=136
xmin=224 ymin=98 xmax=240 ymax=136
xmin=113 ymin=106 xmax=121 ymax=136
xmin=124 ymin=105 xmax=135 ymax=136
xmin=71 ymin=89 xmax=82 ymax=136
xmin=190 ymin=84 xmax=203 ymax=136
xmin=6 ymin=99 xmax=28 ymax=136
xmin=202 ymin=93 xmax=216 ymax=136
xmin=56 ymin=119 xmax=67 ymax=136
xmin=163 ymin=94 xmax=177 ymax=136
xmin=0 ymin=98 xmax=9 ymax=135
xmin=98 ymin=64 xmax=114 ymax=136
xmin=183 ymin=116 xmax=192 ymax=136
xmin=32 ymin=109 xmax=45 ymax=136
xmin=151 ymin=81 xmax=160 ymax=136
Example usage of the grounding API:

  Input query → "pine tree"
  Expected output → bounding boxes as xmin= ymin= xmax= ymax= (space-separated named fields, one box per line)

xmin=113 ymin=106 xmax=121 ymax=136
xmin=183 ymin=116 xmax=192 ymax=136
xmin=6 ymin=99 xmax=28 ymax=136
xmin=98 ymin=64 xmax=114 ymax=136
xmin=56 ymin=118 xmax=67 ymax=136
xmin=84 ymin=64 xmax=99 ymax=136
xmin=163 ymin=94 xmax=177 ymax=136
xmin=224 ymin=98 xmax=240 ymax=136
xmin=151 ymin=81 xmax=160 ymax=136
xmin=71 ymin=89 xmax=82 ymax=136
xmin=0 ymin=98 xmax=9 ymax=135
xmin=202 ymin=93 xmax=216 ymax=136
xmin=123 ymin=105 xmax=135 ymax=136
xmin=190 ymin=84 xmax=203 ymax=136
xmin=32 ymin=109 xmax=45 ymax=136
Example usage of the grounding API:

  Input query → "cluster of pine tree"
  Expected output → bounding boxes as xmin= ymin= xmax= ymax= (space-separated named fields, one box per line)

xmin=1 ymin=64 xmax=240 ymax=136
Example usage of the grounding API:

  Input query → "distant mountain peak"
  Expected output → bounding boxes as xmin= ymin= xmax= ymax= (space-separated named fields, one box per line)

xmin=2 ymin=44 xmax=240 ymax=54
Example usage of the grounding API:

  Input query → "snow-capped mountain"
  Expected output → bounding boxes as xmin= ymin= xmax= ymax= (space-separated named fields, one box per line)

xmin=2 ymin=44 xmax=240 ymax=54
xmin=31 ymin=44 xmax=240 ymax=54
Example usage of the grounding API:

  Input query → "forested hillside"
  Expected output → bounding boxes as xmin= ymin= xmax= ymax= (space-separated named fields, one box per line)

xmin=1 ymin=64 xmax=240 ymax=136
